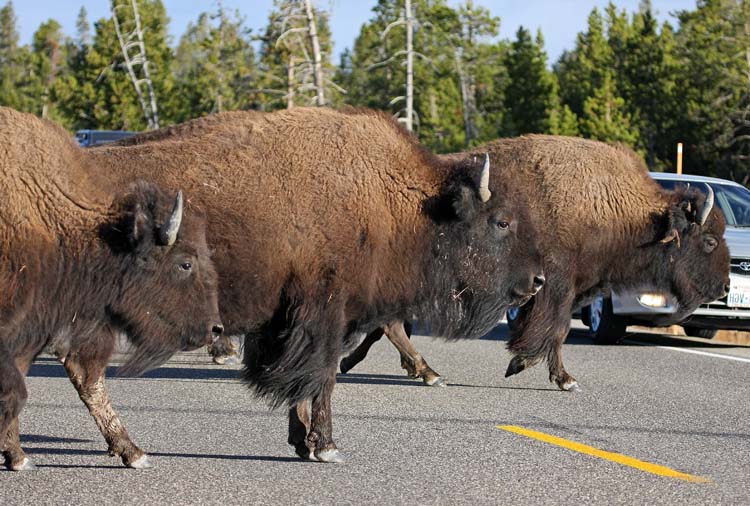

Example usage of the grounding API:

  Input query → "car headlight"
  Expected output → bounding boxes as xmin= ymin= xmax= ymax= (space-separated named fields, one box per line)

xmin=638 ymin=293 xmax=668 ymax=308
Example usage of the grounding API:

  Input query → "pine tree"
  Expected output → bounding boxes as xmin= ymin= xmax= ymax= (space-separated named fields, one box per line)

xmin=620 ymin=4 xmax=679 ymax=169
xmin=25 ymin=20 xmax=67 ymax=120
xmin=581 ymin=72 xmax=640 ymax=147
xmin=674 ymin=0 xmax=750 ymax=181
xmin=173 ymin=7 xmax=255 ymax=121
xmin=341 ymin=0 xmax=473 ymax=152
xmin=253 ymin=0 xmax=338 ymax=110
xmin=555 ymin=8 xmax=612 ymax=118
xmin=502 ymin=27 xmax=558 ymax=136
xmin=0 ymin=1 xmax=23 ymax=109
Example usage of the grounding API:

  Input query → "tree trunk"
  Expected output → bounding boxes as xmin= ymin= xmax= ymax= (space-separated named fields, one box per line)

xmin=405 ymin=0 xmax=414 ymax=131
xmin=303 ymin=0 xmax=325 ymax=106
xmin=287 ymin=55 xmax=295 ymax=109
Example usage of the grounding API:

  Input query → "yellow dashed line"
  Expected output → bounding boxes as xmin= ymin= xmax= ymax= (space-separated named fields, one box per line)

xmin=496 ymin=425 xmax=709 ymax=483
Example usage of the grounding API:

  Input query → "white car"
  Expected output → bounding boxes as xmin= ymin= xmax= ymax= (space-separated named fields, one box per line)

xmin=583 ymin=172 xmax=750 ymax=343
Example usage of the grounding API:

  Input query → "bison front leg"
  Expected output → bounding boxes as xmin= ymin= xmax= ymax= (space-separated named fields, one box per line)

xmin=288 ymin=398 xmax=313 ymax=460
xmin=0 ymin=352 xmax=33 ymax=471
xmin=505 ymin=290 xmax=580 ymax=392
xmin=384 ymin=321 xmax=444 ymax=387
xmin=308 ymin=367 xmax=342 ymax=463
xmin=288 ymin=367 xmax=342 ymax=463
xmin=62 ymin=358 xmax=151 ymax=469
xmin=339 ymin=328 xmax=384 ymax=374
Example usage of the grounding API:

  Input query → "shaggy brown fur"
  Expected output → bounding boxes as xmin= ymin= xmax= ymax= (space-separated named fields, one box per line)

xmin=84 ymin=107 xmax=544 ymax=461
xmin=342 ymin=135 xmax=731 ymax=391
xmin=0 ymin=107 xmax=223 ymax=470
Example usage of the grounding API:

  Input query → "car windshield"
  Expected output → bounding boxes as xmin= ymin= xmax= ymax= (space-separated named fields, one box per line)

xmin=655 ymin=178 xmax=750 ymax=228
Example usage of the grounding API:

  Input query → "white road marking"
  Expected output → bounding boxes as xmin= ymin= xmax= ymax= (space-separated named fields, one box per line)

xmin=626 ymin=341 xmax=750 ymax=363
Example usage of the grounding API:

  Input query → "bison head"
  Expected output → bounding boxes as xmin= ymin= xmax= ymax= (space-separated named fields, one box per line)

xmin=100 ymin=181 xmax=223 ymax=375
xmin=654 ymin=185 xmax=730 ymax=321
xmin=421 ymin=155 xmax=544 ymax=340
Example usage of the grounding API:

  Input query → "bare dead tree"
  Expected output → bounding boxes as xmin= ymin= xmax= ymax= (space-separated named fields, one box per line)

xmin=112 ymin=0 xmax=159 ymax=129
xmin=369 ymin=0 xmax=428 ymax=132
xmin=302 ymin=0 xmax=325 ymax=105
xmin=253 ymin=0 xmax=344 ymax=108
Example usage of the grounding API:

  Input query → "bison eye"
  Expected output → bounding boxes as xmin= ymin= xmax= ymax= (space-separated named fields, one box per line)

xmin=179 ymin=262 xmax=193 ymax=272
xmin=703 ymin=236 xmax=718 ymax=253
xmin=496 ymin=220 xmax=510 ymax=230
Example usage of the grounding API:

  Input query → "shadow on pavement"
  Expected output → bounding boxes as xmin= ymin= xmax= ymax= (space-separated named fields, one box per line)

xmin=27 ymin=362 xmax=241 ymax=381
xmin=336 ymin=373 xmax=424 ymax=387
xmin=21 ymin=434 xmax=93 ymax=444
xmin=23 ymin=446 xmax=301 ymax=463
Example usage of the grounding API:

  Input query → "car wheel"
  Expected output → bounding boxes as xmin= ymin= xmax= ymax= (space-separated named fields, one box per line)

xmin=683 ymin=326 xmax=718 ymax=339
xmin=588 ymin=296 xmax=627 ymax=344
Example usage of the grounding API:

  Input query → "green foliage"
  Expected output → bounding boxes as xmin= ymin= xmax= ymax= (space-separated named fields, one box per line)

xmin=0 ymin=0 xmax=747 ymax=180
xmin=502 ymin=27 xmax=558 ymax=136
xmin=172 ymin=8 xmax=256 ymax=121
xmin=253 ymin=0 xmax=337 ymax=110
xmin=581 ymin=72 xmax=640 ymax=146
xmin=673 ymin=0 xmax=750 ymax=182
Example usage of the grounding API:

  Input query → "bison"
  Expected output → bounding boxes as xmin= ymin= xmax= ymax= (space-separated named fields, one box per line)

xmin=83 ymin=107 xmax=544 ymax=462
xmin=339 ymin=135 xmax=731 ymax=391
xmin=0 ymin=108 xmax=223 ymax=471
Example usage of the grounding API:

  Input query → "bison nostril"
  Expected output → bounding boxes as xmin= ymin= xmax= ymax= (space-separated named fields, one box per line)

xmin=212 ymin=324 xmax=224 ymax=336
xmin=724 ymin=284 xmax=731 ymax=296
xmin=533 ymin=275 xmax=545 ymax=290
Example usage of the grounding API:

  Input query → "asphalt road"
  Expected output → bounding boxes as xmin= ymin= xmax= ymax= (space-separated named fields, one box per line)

xmin=2 ymin=322 xmax=749 ymax=506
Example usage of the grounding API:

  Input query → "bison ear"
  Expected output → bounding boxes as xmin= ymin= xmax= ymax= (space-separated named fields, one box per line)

xmin=449 ymin=154 xmax=492 ymax=220
xmin=129 ymin=203 xmax=151 ymax=246
xmin=452 ymin=185 xmax=478 ymax=221
xmin=102 ymin=182 xmax=161 ymax=252
xmin=658 ymin=206 xmax=688 ymax=248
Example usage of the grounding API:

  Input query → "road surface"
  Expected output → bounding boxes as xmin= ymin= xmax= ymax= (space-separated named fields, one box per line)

xmin=2 ymin=323 xmax=749 ymax=505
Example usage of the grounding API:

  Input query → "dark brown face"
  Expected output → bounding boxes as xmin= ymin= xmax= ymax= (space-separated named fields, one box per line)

xmin=659 ymin=188 xmax=730 ymax=318
xmin=422 ymin=157 xmax=544 ymax=339
xmin=103 ymin=182 xmax=223 ymax=375
xmin=670 ymin=208 xmax=730 ymax=316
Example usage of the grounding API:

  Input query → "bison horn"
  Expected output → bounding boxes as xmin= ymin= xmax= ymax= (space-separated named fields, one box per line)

xmin=479 ymin=154 xmax=491 ymax=203
xmin=697 ymin=185 xmax=714 ymax=226
xmin=159 ymin=191 xmax=183 ymax=246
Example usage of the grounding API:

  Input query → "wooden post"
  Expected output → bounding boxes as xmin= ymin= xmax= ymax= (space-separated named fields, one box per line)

xmin=676 ymin=142 xmax=683 ymax=174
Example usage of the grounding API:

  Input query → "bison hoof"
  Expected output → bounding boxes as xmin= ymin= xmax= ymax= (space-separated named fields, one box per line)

xmin=293 ymin=444 xmax=317 ymax=461
xmin=425 ymin=376 xmax=446 ymax=387
xmin=212 ymin=354 xmax=240 ymax=366
xmin=316 ymin=449 xmax=344 ymax=463
xmin=127 ymin=454 xmax=154 ymax=469
xmin=10 ymin=457 xmax=36 ymax=471
xmin=504 ymin=357 xmax=526 ymax=377
xmin=219 ymin=355 xmax=241 ymax=366
xmin=560 ymin=380 xmax=581 ymax=392
xmin=339 ymin=359 xmax=352 ymax=374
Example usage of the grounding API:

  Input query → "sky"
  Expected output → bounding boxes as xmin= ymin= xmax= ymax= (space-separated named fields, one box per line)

xmin=12 ymin=0 xmax=696 ymax=64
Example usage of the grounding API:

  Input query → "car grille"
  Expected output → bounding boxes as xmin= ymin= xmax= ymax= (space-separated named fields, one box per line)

xmin=731 ymin=258 xmax=750 ymax=276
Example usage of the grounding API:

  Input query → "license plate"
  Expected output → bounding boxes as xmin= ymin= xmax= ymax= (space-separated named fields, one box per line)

xmin=727 ymin=279 xmax=750 ymax=307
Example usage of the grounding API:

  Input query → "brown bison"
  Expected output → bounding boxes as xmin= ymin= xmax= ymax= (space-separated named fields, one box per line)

xmin=0 ymin=108 xmax=223 ymax=470
xmin=84 ymin=107 xmax=544 ymax=462
xmin=340 ymin=135 xmax=731 ymax=391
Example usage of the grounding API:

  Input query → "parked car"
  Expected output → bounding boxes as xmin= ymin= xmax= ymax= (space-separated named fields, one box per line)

xmin=75 ymin=129 xmax=136 ymax=147
xmin=583 ymin=172 xmax=750 ymax=343
xmin=506 ymin=173 xmax=750 ymax=343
